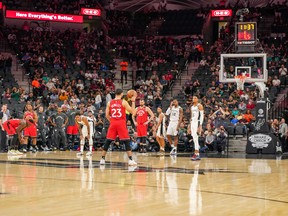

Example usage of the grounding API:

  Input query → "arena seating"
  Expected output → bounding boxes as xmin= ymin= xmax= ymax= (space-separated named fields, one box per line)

xmin=0 ymin=2 xmax=287 ymax=153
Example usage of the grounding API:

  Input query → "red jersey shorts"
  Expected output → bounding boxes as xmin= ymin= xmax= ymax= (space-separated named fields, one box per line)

xmin=106 ymin=120 xmax=130 ymax=140
xmin=67 ymin=125 xmax=78 ymax=135
xmin=3 ymin=121 xmax=17 ymax=136
xmin=137 ymin=124 xmax=147 ymax=137
xmin=23 ymin=124 xmax=37 ymax=137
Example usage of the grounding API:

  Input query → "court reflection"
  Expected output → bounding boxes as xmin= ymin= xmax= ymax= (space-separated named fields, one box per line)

xmin=79 ymin=156 xmax=94 ymax=191
xmin=189 ymin=162 xmax=202 ymax=215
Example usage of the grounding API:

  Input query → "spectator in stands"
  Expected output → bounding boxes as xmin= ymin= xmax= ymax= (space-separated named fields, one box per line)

xmin=154 ymin=93 xmax=162 ymax=108
xmin=211 ymin=97 xmax=218 ymax=107
xmin=11 ymin=87 xmax=20 ymax=101
xmin=214 ymin=112 xmax=224 ymax=128
xmin=135 ymin=88 xmax=145 ymax=106
xmin=266 ymin=76 xmax=273 ymax=88
xmin=145 ymin=77 xmax=154 ymax=86
xmin=271 ymin=119 xmax=279 ymax=135
xmin=76 ymin=80 xmax=84 ymax=90
xmin=238 ymin=100 xmax=247 ymax=113
xmin=59 ymin=91 xmax=68 ymax=101
xmin=232 ymin=106 xmax=240 ymax=117
xmin=206 ymin=88 xmax=214 ymax=98
xmin=205 ymin=119 xmax=215 ymax=132
xmin=135 ymin=77 xmax=145 ymax=89
xmin=219 ymin=106 xmax=231 ymax=119
xmin=216 ymin=127 xmax=227 ymax=154
xmin=160 ymin=75 xmax=168 ymax=88
xmin=3 ymin=88 xmax=11 ymax=100
xmin=279 ymin=118 xmax=288 ymax=151
xmin=205 ymin=99 xmax=213 ymax=110
xmin=214 ymin=87 xmax=223 ymax=98
xmin=209 ymin=80 xmax=217 ymax=91
xmin=146 ymin=91 xmax=154 ymax=106
xmin=95 ymin=91 xmax=102 ymax=109
xmin=186 ymin=95 xmax=193 ymax=107
xmin=164 ymin=71 xmax=173 ymax=82
xmin=279 ymin=64 xmax=287 ymax=76
xmin=155 ymin=81 xmax=163 ymax=91
xmin=246 ymin=100 xmax=256 ymax=110
xmin=272 ymin=75 xmax=281 ymax=88
xmin=120 ymin=59 xmax=128 ymax=84
xmin=240 ymin=91 xmax=249 ymax=101
xmin=151 ymin=71 xmax=159 ymax=83
xmin=201 ymin=130 xmax=216 ymax=152
xmin=32 ymin=77 xmax=41 ymax=96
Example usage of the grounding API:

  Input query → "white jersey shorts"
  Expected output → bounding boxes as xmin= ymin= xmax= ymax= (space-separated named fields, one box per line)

xmin=82 ymin=124 xmax=94 ymax=139
xmin=166 ymin=121 xmax=179 ymax=136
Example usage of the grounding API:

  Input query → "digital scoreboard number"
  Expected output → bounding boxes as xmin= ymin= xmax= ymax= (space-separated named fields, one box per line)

xmin=235 ymin=22 xmax=257 ymax=46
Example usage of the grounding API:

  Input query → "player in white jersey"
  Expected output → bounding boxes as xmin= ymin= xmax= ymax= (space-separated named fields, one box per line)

xmin=165 ymin=99 xmax=183 ymax=155
xmin=75 ymin=112 xmax=94 ymax=156
xmin=156 ymin=106 xmax=166 ymax=155
xmin=190 ymin=95 xmax=204 ymax=161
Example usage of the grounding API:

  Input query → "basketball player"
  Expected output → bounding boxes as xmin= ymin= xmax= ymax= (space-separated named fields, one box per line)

xmin=66 ymin=105 xmax=78 ymax=150
xmin=156 ymin=106 xmax=166 ymax=155
xmin=166 ymin=99 xmax=183 ymax=155
xmin=100 ymin=89 xmax=137 ymax=166
xmin=75 ymin=113 xmax=94 ymax=156
xmin=132 ymin=99 xmax=154 ymax=153
xmin=3 ymin=118 xmax=33 ymax=155
xmin=23 ymin=104 xmax=38 ymax=153
xmin=190 ymin=95 xmax=204 ymax=161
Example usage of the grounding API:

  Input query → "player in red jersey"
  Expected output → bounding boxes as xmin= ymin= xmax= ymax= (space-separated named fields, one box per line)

xmin=100 ymin=89 xmax=137 ymax=166
xmin=132 ymin=99 xmax=154 ymax=153
xmin=3 ymin=118 xmax=33 ymax=154
xmin=22 ymin=104 xmax=38 ymax=153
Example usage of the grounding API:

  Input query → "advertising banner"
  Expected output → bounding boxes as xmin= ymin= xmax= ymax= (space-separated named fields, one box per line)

xmin=80 ymin=8 xmax=101 ymax=16
xmin=6 ymin=10 xmax=83 ymax=23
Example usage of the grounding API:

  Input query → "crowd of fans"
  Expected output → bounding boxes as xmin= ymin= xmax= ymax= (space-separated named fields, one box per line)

xmin=0 ymin=22 xmax=192 ymax=153
xmin=0 ymin=1 xmax=287 ymax=153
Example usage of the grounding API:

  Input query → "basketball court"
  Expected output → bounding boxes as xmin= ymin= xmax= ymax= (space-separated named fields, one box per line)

xmin=1 ymin=151 xmax=288 ymax=216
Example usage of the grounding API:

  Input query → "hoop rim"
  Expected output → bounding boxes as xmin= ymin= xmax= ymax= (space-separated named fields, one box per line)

xmin=234 ymin=75 xmax=247 ymax=91
xmin=234 ymin=75 xmax=248 ymax=80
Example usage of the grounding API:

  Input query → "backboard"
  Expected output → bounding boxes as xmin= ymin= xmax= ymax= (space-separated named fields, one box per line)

xmin=219 ymin=53 xmax=267 ymax=83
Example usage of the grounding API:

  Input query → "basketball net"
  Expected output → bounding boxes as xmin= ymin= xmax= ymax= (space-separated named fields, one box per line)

xmin=234 ymin=75 xmax=247 ymax=90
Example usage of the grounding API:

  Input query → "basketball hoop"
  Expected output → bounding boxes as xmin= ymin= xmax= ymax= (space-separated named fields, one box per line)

xmin=234 ymin=75 xmax=247 ymax=90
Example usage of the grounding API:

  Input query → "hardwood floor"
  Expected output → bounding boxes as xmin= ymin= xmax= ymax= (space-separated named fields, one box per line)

xmin=0 ymin=151 xmax=287 ymax=216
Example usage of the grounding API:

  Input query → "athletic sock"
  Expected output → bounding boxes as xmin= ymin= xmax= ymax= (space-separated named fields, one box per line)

xmin=80 ymin=145 xmax=84 ymax=152
xmin=89 ymin=145 xmax=92 ymax=152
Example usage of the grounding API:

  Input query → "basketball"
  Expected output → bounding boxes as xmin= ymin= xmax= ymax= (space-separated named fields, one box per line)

xmin=127 ymin=89 xmax=137 ymax=98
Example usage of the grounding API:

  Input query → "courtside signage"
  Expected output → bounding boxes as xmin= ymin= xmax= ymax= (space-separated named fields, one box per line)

xmin=211 ymin=9 xmax=232 ymax=17
xmin=6 ymin=10 xmax=83 ymax=23
xmin=80 ymin=8 xmax=101 ymax=16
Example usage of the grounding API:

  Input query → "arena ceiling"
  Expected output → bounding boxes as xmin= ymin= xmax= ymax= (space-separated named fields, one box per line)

xmin=107 ymin=0 xmax=272 ymax=11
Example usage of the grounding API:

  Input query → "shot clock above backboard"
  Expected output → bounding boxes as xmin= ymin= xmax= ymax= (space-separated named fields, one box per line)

xmin=235 ymin=22 xmax=257 ymax=46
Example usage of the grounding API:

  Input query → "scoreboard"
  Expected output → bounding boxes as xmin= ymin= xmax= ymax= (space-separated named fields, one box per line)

xmin=235 ymin=22 xmax=257 ymax=46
